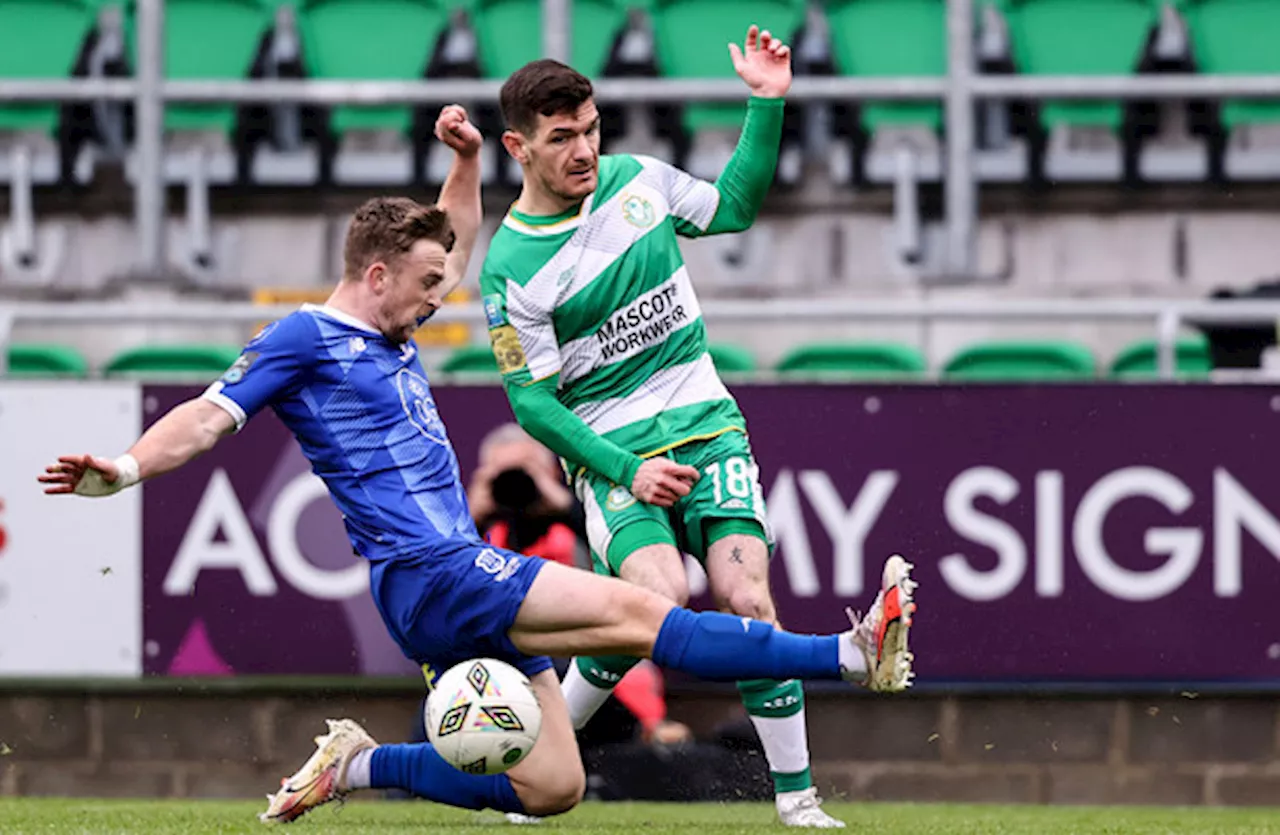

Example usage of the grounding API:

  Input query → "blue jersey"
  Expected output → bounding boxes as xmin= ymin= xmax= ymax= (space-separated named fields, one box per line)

xmin=203 ymin=304 xmax=479 ymax=561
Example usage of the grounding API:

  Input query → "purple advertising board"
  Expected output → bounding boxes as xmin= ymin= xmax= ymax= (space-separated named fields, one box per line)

xmin=142 ymin=383 xmax=1280 ymax=685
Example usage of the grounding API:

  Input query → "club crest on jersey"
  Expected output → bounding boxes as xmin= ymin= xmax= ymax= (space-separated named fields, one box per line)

xmin=621 ymin=194 xmax=655 ymax=229
xmin=605 ymin=485 xmax=637 ymax=512
xmin=396 ymin=368 xmax=448 ymax=446
xmin=483 ymin=293 xmax=508 ymax=328
xmin=220 ymin=351 xmax=258 ymax=384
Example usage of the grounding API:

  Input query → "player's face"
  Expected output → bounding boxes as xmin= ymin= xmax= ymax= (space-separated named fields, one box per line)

xmin=525 ymin=100 xmax=601 ymax=203
xmin=377 ymin=238 xmax=449 ymax=343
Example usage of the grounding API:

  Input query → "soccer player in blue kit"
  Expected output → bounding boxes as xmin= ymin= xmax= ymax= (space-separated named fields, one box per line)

xmin=39 ymin=104 xmax=916 ymax=824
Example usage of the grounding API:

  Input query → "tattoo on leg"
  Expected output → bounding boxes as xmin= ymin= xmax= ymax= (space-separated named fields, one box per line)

xmin=730 ymin=546 xmax=743 ymax=564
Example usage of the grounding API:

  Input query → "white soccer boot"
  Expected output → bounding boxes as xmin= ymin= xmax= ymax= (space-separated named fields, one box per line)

xmin=845 ymin=554 xmax=917 ymax=692
xmin=504 ymin=812 xmax=544 ymax=824
xmin=260 ymin=718 xmax=377 ymax=824
xmin=776 ymin=787 xmax=846 ymax=828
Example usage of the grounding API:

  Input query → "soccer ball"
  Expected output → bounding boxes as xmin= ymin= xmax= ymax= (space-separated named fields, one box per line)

xmin=425 ymin=658 xmax=542 ymax=775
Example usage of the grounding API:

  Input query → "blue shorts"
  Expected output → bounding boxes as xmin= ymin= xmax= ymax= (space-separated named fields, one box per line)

xmin=368 ymin=539 xmax=554 ymax=689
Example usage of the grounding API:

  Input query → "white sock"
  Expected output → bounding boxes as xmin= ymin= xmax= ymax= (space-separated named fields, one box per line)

xmin=750 ymin=707 xmax=813 ymax=779
xmin=561 ymin=661 xmax=615 ymax=730
xmin=837 ymin=630 xmax=867 ymax=680
xmin=343 ymin=747 xmax=374 ymax=790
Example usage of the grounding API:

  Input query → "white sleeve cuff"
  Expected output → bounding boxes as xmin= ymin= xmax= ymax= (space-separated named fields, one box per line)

xmin=202 ymin=383 xmax=248 ymax=433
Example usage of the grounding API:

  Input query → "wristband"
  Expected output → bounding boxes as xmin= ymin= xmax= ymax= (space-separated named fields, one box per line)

xmin=74 ymin=453 xmax=141 ymax=497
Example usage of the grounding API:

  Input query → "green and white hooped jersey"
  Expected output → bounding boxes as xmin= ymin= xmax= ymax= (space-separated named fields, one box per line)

xmin=479 ymin=153 xmax=746 ymax=461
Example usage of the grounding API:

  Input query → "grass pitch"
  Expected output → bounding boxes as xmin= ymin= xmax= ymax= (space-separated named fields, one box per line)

xmin=1 ymin=798 xmax=1278 ymax=835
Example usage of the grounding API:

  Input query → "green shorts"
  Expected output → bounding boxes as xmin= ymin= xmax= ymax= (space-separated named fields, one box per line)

xmin=574 ymin=430 xmax=771 ymax=576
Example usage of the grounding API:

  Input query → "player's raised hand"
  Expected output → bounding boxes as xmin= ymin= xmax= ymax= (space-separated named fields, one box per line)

xmin=728 ymin=24 xmax=792 ymax=99
xmin=434 ymin=104 xmax=482 ymax=157
xmin=631 ymin=458 xmax=699 ymax=508
xmin=38 ymin=454 xmax=120 ymax=496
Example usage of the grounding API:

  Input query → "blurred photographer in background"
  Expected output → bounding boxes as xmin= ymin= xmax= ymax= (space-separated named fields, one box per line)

xmin=467 ymin=422 xmax=587 ymax=568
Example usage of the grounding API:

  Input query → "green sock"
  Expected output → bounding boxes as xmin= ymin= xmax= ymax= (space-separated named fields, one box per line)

xmin=737 ymin=679 xmax=813 ymax=794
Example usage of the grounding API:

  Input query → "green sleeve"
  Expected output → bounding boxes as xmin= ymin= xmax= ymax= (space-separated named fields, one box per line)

xmin=506 ymin=375 xmax=644 ymax=490
xmin=703 ymin=96 xmax=784 ymax=235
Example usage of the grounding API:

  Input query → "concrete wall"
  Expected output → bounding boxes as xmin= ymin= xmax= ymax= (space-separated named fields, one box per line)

xmin=2 ymin=688 xmax=1276 ymax=805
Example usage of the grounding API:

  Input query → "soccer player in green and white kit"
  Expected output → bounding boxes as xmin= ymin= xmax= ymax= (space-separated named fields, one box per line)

xmin=480 ymin=26 xmax=916 ymax=827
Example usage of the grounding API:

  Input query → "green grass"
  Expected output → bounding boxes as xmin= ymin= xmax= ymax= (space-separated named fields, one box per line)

xmin=1 ymin=799 xmax=1279 ymax=835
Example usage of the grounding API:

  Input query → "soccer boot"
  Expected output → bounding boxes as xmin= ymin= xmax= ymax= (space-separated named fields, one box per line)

xmin=845 ymin=554 xmax=917 ymax=692
xmin=261 ymin=718 xmax=377 ymax=824
xmin=776 ymin=787 xmax=846 ymax=828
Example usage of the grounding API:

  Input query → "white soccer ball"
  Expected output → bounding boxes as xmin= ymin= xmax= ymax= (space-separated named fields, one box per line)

xmin=425 ymin=658 xmax=542 ymax=775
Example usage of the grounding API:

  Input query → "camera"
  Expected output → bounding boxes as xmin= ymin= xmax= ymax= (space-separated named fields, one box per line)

xmin=490 ymin=467 xmax=541 ymax=514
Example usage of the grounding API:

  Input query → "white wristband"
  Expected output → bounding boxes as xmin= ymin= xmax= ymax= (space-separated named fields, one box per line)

xmin=73 ymin=453 xmax=141 ymax=497
xmin=114 ymin=454 xmax=141 ymax=490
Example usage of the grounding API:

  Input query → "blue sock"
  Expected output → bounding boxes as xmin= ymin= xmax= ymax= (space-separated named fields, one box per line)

xmin=652 ymin=608 xmax=842 ymax=682
xmin=370 ymin=743 xmax=525 ymax=813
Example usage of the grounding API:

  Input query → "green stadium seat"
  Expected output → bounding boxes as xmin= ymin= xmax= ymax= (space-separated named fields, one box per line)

xmin=103 ymin=344 xmax=243 ymax=378
xmin=160 ymin=0 xmax=273 ymax=135
xmin=824 ymin=0 xmax=946 ymax=136
xmin=649 ymin=0 xmax=806 ymax=133
xmin=1108 ymin=335 xmax=1213 ymax=379
xmin=707 ymin=343 xmax=757 ymax=374
xmin=298 ymin=0 xmax=453 ymax=136
xmin=998 ymin=0 xmax=1156 ymax=133
xmin=440 ymin=344 xmax=500 ymax=374
xmin=0 ymin=0 xmax=96 ymax=134
xmin=775 ymin=342 xmax=927 ymax=379
xmin=6 ymin=343 xmax=90 ymax=378
xmin=471 ymin=0 xmax=630 ymax=80
xmin=1179 ymin=0 xmax=1280 ymax=131
xmin=943 ymin=340 xmax=1097 ymax=381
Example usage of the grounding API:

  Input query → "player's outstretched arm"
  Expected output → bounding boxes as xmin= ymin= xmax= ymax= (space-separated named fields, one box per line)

xmin=433 ymin=104 xmax=484 ymax=299
xmin=662 ymin=25 xmax=791 ymax=240
xmin=38 ymin=398 xmax=235 ymax=497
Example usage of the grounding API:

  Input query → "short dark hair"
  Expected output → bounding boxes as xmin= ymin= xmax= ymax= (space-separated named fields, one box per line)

xmin=500 ymin=59 xmax=594 ymax=135
xmin=342 ymin=197 xmax=454 ymax=281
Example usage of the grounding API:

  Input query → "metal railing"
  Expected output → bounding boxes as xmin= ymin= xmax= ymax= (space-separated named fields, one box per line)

xmin=5 ymin=297 xmax=1280 ymax=379
xmin=3 ymin=0 xmax=1280 ymax=283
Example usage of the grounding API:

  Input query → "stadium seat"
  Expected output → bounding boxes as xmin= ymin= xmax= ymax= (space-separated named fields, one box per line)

xmin=439 ymin=344 xmax=500 ymax=375
xmin=824 ymin=0 xmax=945 ymax=140
xmin=707 ymin=343 xmax=757 ymax=374
xmin=0 ymin=0 xmax=102 ymax=278
xmin=942 ymin=340 xmax=1097 ymax=381
xmin=103 ymin=344 xmax=243 ymax=378
xmin=1178 ymin=0 xmax=1280 ymax=179
xmin=5 ymin=343 xmax=90 ymax=378
xmin=995 ymin=0 xmax=1158 ymax=180
xmin=775 ymin=342 xmax=927 ymax=379
xmin=297 ymin=0 xmax=453 ymax=183
xmin=0 ymin=0 xmax=95 ymax=137
xmin=471 ymin=0 xmax=630 ymax=80
xmin=157 ymin=0 xmax=274 ymax=135
xmin=648 ymin=0 xmax=806 ymax=178
xmin=1108 ymin=335 xmax=1213 ymax=379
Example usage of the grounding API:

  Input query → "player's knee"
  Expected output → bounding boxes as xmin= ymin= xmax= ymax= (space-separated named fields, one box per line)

xmin=521 ymin=766 xmax=585 ymax=817
xmin=726 ymin=586 xmax=776 ymax=624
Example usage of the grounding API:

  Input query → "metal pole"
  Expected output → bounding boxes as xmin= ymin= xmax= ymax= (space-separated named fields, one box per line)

xmin=543 ymin=0 xmax=571 ymax=64
xmin=135 ymin=0 xmax=165 ymax=277
xmin=944 ymin=0 xmax=977 ymax=279
xmin=0 ymin=309 xmax=13 ymax=376
xmin=1156 ymin=310 xmax=1180 ymax=380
